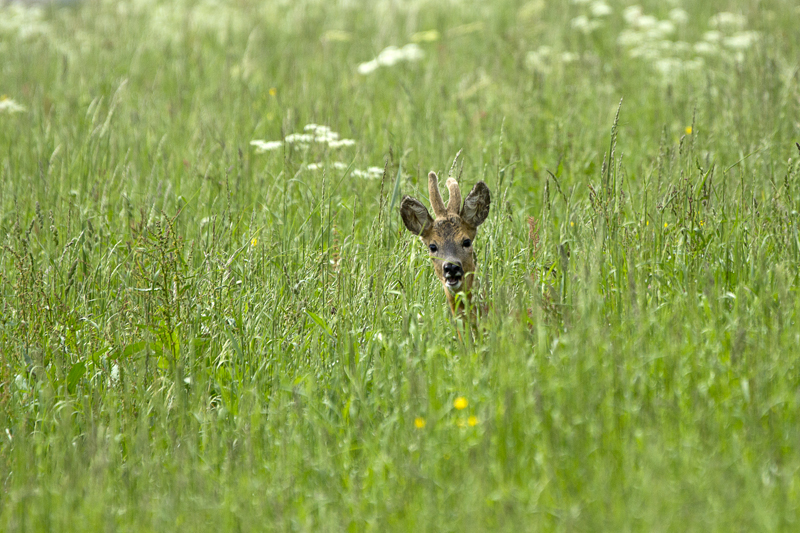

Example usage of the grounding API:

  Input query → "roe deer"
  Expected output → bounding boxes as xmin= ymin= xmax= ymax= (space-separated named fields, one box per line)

xmin=400 ymin=170 xmax=491 ymax=320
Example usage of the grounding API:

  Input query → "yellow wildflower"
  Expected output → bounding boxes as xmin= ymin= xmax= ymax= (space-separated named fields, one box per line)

xmin=414 ymin=417 xmax=426 ymax=429
xmin=454 ymin=397 xmax=468 ymax=410
xmin=251 ymin=237 xmax=258 ymax=246
xmin=685 ymin=126 xmax=692 ymax=135
xmin=269 ymin=87 xmax=277 ymax=96
xmin=467 ymin=415 xmax=478 ymax=426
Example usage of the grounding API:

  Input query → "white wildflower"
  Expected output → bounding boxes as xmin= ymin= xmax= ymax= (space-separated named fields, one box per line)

xmin=359 ymin=43 xmax=425 ymax=75
xmin=525 ymin=46 xmax=552 ymax=73
xmin=629 ymin=44 xmax=661 ymax=60
xmin=623 ymin=5 xmax=643 ymax=24
xmin=702 ymin=30 xmax=722 ymax=42
xmin=333 ymin=162 xmax=348 ymax=169
xmin=307 ymin=163 xmax=322 ymax=170
xmin=617 ymin=29 xmax=645 ymax=47
xmin=315 ymin=129 xmax=339 ymax=143
xmin=656 ymin=20 xmax=676 ymax=37
xmin=654 ymin=57 xmax=682 ymax=77
xmin=526 ymin=47 xmax=576 ymax=70
xmin=693 ymin=41 xmax=719 ymax=55
xmin=377 ymin=46 xmax=402 ymax=66
xmin=250 ymin=140 xmax=283 ymax=152
xmin=0 ymin=96 xmax=25 ymax=113
xmin=570 ymin=15 xmax=601 ymax=34
xmin=352 ymin=168 xmax=383 ymax=179
xmin=306 ymin=124 xmax=334 ymax=139
xmin=285 ymin=133 xmax=314 ymax=144
xmin=634 ymin=15 xmax=658 ymax=30
xmin=111 ymin=364 xmax=120 ymax=383
xmin=328 ymin=139 xmax=356 ymax=148
xmin=590 ymin=1 xmax=612 ymax=17
xmin=723 ymin=31 xmax=759 ymax=50
xmin=401 ymin=43 xmax=425 ymax=61
xmin=357 ymin=59 xmax=380 ymax=75
xmin=0 ymin=4 xmax=51 ymax=40
xmin=571 ymin=15 xmax=589 ymax=32
xmin=672 ymin=41 xmax=691 ymax=54
xmin=709 ymin=12 xmax=746 ymax=30
xmin=668 ymin=8 xmax=689 ymax=24
xmin=653 ymin=57 xmax=703 ymax=77
xmin=561 ymin=52 xmax=578 ymax=63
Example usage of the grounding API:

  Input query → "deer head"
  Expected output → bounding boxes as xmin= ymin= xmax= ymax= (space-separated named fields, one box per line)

xmin=400 ymin=171 xmax=491 ymax=316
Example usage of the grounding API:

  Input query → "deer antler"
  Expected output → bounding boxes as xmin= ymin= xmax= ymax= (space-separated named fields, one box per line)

xmin=428 ymin=171 xmax=447 ymax=218
xmin=445 ymin=178 xmax=461 ymax=215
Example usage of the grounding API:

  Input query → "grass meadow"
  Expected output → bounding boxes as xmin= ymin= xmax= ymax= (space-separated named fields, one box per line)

xmin=2 ymin=0 xmax=800 ymax=530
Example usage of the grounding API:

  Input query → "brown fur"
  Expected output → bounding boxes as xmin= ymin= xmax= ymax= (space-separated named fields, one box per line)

xmin=400 ymin=171 xmax=491 ymax=321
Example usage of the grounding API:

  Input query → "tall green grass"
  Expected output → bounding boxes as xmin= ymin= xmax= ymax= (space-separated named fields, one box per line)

xmin=1 ymin=0 xmax=800 ymax=530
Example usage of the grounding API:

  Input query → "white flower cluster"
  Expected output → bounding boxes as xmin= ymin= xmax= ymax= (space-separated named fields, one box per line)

xmin=709 ymin=12 xmax=747 ymax=31
xmin=307 ymin=162 xmax=347 ymax=171
xmin=252 ymin=123 xmax=379 ymax=179
xmin=306 ymin=162 xmax=384 ymax=180
xmin=693 ymin=12 xmax=759 ymax=57
xmin=618 ymin=6 xmax=680 ymax=51
xmin=0 ymin=96 xmax=26 ymax=114
xmin=353 ymin=167 xmax=385 ymax=179
xmin=251 ymin=124 xmax=356 ymax=153
xmin=525 ymin=46 xmax=578 ymax=74
xmin=0 ymin=3 xmax=52 ymax=40
xmin=570 ymin=1 xmax=612 ymax=35
xmin=250 ymin=140 xmax=283 ymax=153
xmin=617 ymin=7 xmax=761 ymax=80
xmin=357 ymin=44 xmax=425 ymax=75
xmin=120 ymin=0 xmax=247 ymax=47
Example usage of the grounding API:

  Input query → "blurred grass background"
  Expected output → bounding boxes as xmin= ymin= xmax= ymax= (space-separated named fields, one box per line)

xmin=1 ymin=0 xmax=800 ymax=530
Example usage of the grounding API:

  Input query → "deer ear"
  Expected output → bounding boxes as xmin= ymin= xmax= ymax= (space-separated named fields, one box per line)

xmin=461 ymin=181 xmax=491 ymax=228
xmin=400 ymin=196 xmax=434 ymax=236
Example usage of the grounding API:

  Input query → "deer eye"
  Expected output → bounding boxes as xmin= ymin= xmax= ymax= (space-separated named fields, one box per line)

xmin=428 ymin=244 xmax=438 ymax=253
xmin=462 ymin=238 xmax=472 ymax=248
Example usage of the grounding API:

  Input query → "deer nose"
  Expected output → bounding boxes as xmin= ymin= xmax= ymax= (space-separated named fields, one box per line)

xmin=443 ymin=261 xmax=463 ymax=278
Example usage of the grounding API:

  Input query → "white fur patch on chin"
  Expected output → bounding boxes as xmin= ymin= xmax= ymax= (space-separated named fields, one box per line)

xmin=444 ymin=279 xmax=463 ymax=292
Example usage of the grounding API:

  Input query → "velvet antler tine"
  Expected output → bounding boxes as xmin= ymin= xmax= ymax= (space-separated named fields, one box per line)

xmin=445 ymin=178 xmax=462 ymax=215
xmin=428 ymin=171 xmax=447 ymax=218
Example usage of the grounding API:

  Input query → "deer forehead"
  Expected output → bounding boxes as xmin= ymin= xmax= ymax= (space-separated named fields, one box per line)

xmin=423 ymin=216 xmax=476 ymax=244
